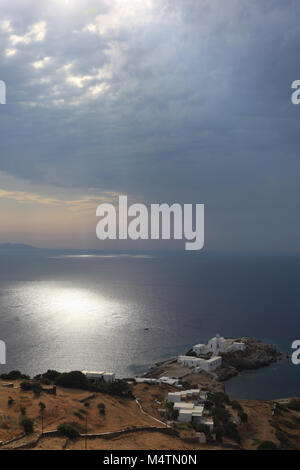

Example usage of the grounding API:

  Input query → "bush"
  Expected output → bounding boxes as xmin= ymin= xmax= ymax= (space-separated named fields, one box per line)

xmin=41 ymin=370 xmax=61 ymax=382
xmin=98 ymin=403 xmax=106 ymax=415
xmin=1 ymin=370 xmax=30 ymax=380
xmin=257 ymin=441 xmax=278 ymax=450
xmin=191 ymin=422 xmax=210 ymax=434
xmin=215 ymin=426 xmax=223 ymax=442
xmin=54 ymin=371 xmax=132 ymax=398
xmin=213 ymin=405 xmax=231 ymax=424
xmin=96 ymin=380 xmax=133 ymax=398
xmin=223 ymin=422 xmax=240 ymax=443
xmin=74 ymin=411 xmax=84 ymax=420
xmin=20 ymin=381 xmax=32 ymax=391
xmin=275 ymin=430 xmax=291 ymax=448
xmin=39 ymin=402 xmax=46 ymax=412
xmin=57 ymin=423 xmax=80 ymax=439
xmin=238 ymin=411 xmax=248 ymax=423
xmin=231 ymin=400 xmax=243 ymax=412
xmin=287 ymin=399 xmax=300 ymax=411
xmin=211 ymin=392 xmax=229 ymax=406
xmin=8 ymin=396 xmax=14 ymax=406
xmin=20 ymin=418 xmax=34 ymax=434
xmin=32 ymin=382 xmax=42 ymax=394
xmin=55 ymin=371 xmax=88 ymax=389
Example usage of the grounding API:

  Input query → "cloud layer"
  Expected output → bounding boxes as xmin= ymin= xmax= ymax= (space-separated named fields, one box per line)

xmin=0 ymin=0 xmax=300 ymax=251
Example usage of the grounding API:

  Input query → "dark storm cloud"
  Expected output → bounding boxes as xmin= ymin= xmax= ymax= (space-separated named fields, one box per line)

xmin=0 ymin=0 xmax=300 ymax=251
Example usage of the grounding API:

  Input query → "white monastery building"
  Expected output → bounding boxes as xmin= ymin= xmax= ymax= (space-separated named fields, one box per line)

xmin=193 ymin=334 xmax=246 ymax=357
xmin=82 ymin=370 xmax=115 ymax=383
xmin=178 ymin=355 xmax=222 ymax=372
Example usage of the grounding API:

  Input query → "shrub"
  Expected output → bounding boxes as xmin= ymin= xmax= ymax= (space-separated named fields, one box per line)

xmin=57 ymin=423 xmax=80 ymax=439
xmin=211 ymin=392 xmax=229 ymax=406
xmin=74 ymin=411 xmax=84 ymax=420
xmin=191 ymin=422 xmax=210 ymax=434
xmin=20 ymin=381 xmax=32 ymax=391
xmin=96 ymin=380 xmax=133 ymax=398
xmin=257 ymin=441 xmax=278 ymax=450
xmin=223 ymin=422 xmax=240 ymax=443
xmin=20 ymin=406 xmax=26 ymax=416
xmin=238 ymin=411 xmax=248 ymax=423
xmin=8 ymin=396 xmax=14 ymax=406
xmin=54 ymin=371 xmax=132 ymax=398
xmin=42 ymin=370 xmax=61 ymax=382
xmin=20 ymin=417 xmax=34 ymax=434
xmin=231 ymin=400 xmax=243 ymax=412
xmin=1 ymin=370 xmax=30 ymax=380
xmin=55 ymin=371 xmax=89 ymax=389
xmin=39 ymin=402 xmax=46 ymax=412
xmin=275 ymin=430 xmax=291 ymax=448
xmin=32 ymin=382 xmax=42 ymax=395
xmin=287 ymin=399 xmax=300 ymax=411
xmin=213 ymin=405 xmax=231 ymax=424
xmin=215 ymin=426 xmax=223 ymax=442
xmin=98 ymin=403 xmax=106 ymax=415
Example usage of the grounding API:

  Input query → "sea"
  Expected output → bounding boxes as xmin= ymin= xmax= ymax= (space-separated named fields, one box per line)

xmin=0 ymin=250 xmax=299 ymax=400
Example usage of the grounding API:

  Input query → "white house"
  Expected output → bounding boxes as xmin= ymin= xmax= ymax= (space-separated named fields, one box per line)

xmin=167 ymin=391 xmax=183 ymax=403
xmin=176 ymin=404 xmax=205 ymax=424
xmin=82 ymin=370 xmax=115 ymax=383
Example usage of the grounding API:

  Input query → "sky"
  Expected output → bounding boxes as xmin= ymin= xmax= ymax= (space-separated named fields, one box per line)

xmin=0 ymin=0 xmax=300 ymax=252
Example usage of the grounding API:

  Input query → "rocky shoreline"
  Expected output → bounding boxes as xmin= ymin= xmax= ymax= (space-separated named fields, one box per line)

xmin=213 ymin=337 xmax=283 ymax=381
xmin=144 ymin=337 xmax=283 ymax=392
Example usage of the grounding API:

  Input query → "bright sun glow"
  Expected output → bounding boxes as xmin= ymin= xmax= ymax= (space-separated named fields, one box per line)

xmin=14 ymin=282 xmax=126 ymax=332
xmin=51 ymin=288 xmax=101 ymax=316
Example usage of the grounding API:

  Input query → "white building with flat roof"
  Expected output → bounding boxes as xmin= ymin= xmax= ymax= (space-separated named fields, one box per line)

xmin=178 ymin=355 xmax=206 ymax=368
xmin=177 ymin=405 xmax=205 ymax=423
xmin=134 ymin=377 xmax=159 ymax=384
xmin=178 ymin=354 xmax=222 ymax=372
xmin=167 ymin=389 xmax=212 ymax=427
xmin=195 ymin=356 xmax=222 ymax=373
xmin=159 ymin=376 xmax=179 ymax=386
xmin=82 ymin=370 xmax=115 ymax=383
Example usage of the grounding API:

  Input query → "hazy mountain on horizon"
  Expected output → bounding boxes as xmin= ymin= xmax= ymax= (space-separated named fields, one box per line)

xmin=0 ymin=243 xmax=43 ymax=252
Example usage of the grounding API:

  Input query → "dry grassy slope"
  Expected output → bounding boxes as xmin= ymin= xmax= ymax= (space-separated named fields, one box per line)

xmin=0 ymin=379 xmax=163 ymax=443
xmin=34 ymin=432 xmax=223 ymax=451
xmin=2 ymin=380 xmax=300 ymax=450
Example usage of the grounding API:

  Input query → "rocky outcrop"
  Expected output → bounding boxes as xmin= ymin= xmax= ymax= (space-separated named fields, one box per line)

xmin=215 ymin=337 xmax=282 ymax=381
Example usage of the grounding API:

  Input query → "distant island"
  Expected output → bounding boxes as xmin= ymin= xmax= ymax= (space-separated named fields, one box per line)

xmin=0 ymin=243 xmax=42 ymax=252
